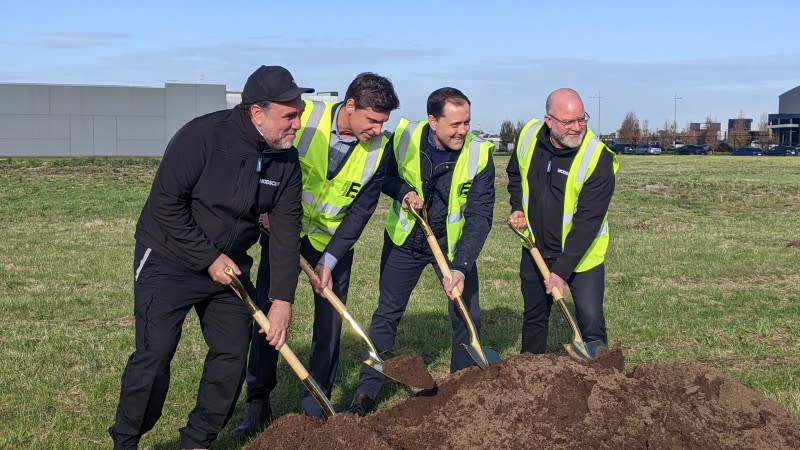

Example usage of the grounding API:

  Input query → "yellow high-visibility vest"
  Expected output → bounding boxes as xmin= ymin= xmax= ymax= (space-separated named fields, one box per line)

xmin=294 ymin=100 xmax=388 ymax=251
xmin=515 ymin=119 xmax=619 ymax=272
xmin=385 ymin=119 xmax=494 ymax=260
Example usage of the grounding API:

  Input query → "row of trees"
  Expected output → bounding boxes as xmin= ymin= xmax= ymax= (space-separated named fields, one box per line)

xmin=497 ymin=112 xmax=771 ymax=151
xmin=615 ymin=111 xmax=771 ymax=149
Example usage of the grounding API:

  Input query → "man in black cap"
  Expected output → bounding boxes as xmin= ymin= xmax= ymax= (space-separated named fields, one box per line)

xmin=108 ymin=65 xmax=313 ymax=450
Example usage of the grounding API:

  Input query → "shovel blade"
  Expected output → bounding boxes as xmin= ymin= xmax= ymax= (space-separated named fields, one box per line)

xmin=564 ymin=340 xmax=607 ymax=361
xmin=363 ymin=353 xmax=435 ymax=390
xmin=460 ymin=343 xmax=501 ymax=369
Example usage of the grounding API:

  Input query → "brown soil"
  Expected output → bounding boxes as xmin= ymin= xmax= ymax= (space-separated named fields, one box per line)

xmin=788 ymin=240 xmax=800 ymax=248
xmin=249 ymin=347 xmax=800 ymax=449
xmin=382 ymin=354 xmax=435 ymax=390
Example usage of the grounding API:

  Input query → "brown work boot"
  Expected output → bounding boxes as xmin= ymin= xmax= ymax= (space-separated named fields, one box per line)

xmin=231 ymin=399 xmax=272 ymax=441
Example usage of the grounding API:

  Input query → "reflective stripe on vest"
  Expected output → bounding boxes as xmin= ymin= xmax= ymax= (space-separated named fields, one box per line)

xmin=295 ymin=100 xmax=387 ymax=251
xmin=385 ymin=120 xmax=492 ymax=260
xmin=515 ymin=119 xmax=619 ymax=272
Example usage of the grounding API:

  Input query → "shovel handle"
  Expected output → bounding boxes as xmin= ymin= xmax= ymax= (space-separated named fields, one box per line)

xmin=506 ymin=223 xmax=590 ymax=357
xmin=298 ymin=256 xmax=382 ymax=359
xmin=506 ymin=221 xmax=564 ymax=300
xmin=406 ymin=201 xmax=489 ymax=366
xmin=299 ymin=257 xmax=349 ymax=316
xmin=223 ymin=267 xmax=309 ymax=378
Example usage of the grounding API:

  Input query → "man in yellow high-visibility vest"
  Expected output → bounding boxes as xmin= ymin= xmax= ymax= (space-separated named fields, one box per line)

xmin=507 ymin=88 xmax=618 ymax=356
xmin=345 ymin=87 xmax=495 ymax=416
xmin=232 ymin=73 xmax=399 ymax=438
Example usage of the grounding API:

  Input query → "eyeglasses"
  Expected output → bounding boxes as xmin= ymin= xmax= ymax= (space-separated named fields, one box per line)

xmin=547 ymin=112 xmax=590 ymax=128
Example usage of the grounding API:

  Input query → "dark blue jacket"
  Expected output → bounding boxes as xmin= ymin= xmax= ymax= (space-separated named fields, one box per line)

xmin=382 ymin=124 xmax=495 ymax=273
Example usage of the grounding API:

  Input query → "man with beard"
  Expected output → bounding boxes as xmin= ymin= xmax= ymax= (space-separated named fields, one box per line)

xmin=507 ymin=88 xmax=618 ymax=355
xmin=109 ymin=65 xmax=311 ymax=449
xmin=345 ymin=87 xmax=495 ymax=416
xmin=233 ymin=73 xmax=399 ymax=437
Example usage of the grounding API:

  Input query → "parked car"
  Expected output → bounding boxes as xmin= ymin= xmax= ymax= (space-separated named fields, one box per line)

xmin=765 ymin=146 xmax=798 ymax=156
xmin=631 ymin=145 xmax=650 ymax=155
xmin=731 ymin=147 xmax=762 ymax=156
xmin=674 ymin=144 xmax=709 ymax=155
xmin=717 ymin=142 xmax=732 ymax=153
xmin=609 ymin=143 xmax=632 ymax=154
xmin=646 ymin=144 xmax=662 ymax=155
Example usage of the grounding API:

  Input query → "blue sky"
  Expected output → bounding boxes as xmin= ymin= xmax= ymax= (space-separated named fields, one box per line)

xmin=2 ymin=0 xmax=799 ymax=134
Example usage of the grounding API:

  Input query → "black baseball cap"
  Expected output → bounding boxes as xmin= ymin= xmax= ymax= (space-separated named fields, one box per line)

xmin=241 ymin=65 xmax=314 ymax=104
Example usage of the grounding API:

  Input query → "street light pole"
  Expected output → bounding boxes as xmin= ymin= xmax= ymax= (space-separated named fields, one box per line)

xmin=589 ymin=92 xmax=601 ymax=137
xmin=673 ymin=93 xmax=682 ymax=146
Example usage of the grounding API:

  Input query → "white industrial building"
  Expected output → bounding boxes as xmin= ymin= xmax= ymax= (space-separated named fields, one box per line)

xmin=0 ymin=83 xmax=337 ymax=157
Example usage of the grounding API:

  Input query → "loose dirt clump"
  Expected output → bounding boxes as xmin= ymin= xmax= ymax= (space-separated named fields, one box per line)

xmin=382 ymin=354 xmax=435 ymax=390
xmin=249 ymin=348 xmax=800 ymax=449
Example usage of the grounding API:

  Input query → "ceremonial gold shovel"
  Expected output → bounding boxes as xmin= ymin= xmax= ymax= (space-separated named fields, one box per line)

xmin=224 ymin=267 xmax=335 ymax=417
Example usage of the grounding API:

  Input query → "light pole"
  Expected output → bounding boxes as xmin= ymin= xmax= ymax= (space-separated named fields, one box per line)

xmin=589 ymin=92 xmax=601 ymax=137
xmin=673 ymin=93 xmax=682 ymax=146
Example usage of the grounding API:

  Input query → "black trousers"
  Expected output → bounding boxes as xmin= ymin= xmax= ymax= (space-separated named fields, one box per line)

xmin=109 ymin=243 xmax=252 ymax=449
xmin=519 ymin=248 xmax=607 ymax=354
xmin=354 ymin=240 xmax=482 ymax=401
xmin=244 ymin=235 xmax=353 ymax=417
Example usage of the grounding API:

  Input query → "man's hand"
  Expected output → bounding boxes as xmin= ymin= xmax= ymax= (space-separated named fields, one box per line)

xmin=509 ymin=210 xmax=527 ymax=230
xmin=208 ymin=253 xmax=239 ymax=285
xmin=312 ymin=264 xmax=333 ymax=294
xmin=402 ymin=191 xmax=424 ymax=211
xmin=442 ymin=271 xmax=465 ymax=301
xmin=545 ymin=272 xmax=566 ymax=298
xmin=263 ymin=299 xmax=292 ymax=350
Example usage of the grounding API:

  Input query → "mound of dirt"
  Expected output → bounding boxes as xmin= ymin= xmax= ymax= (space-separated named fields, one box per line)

xmin=249 ymin=348 xmax=800 ymax=449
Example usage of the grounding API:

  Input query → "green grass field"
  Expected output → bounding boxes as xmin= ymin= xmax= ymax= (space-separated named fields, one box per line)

xmin=1 ymin=155 xmax=798 ymax=449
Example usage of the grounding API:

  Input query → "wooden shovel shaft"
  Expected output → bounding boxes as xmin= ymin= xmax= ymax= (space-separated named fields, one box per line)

xmin=406 ymin=202 xmax=490 ymax=367
xmin=223 ymin=267 xmax=335 ymax=417
xmin=298 ymin=256 xmax=382 ymax=360
xmin=506 ymin=223 xmax=590 ymax=358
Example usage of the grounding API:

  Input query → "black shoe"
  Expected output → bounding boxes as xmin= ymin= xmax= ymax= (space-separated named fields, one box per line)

xmin=232 ymin=399 xmax=272 ymax=441
xmin=344 ymin=393 xmax=374 ymax=417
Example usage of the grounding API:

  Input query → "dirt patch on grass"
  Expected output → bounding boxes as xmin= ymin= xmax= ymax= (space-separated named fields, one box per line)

xmin=788 ymin=240 xmax=800 ymax=248
xmin=250 ymin=348 xmax=800 ymax=449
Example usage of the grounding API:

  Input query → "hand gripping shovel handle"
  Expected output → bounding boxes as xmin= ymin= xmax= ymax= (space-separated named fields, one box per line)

xmin=406 ymin=200 xmax=491 ymax=368
xmin=298 ymin=256 xmax=383 ymax=364
xmin=506 ymin=222 xmax=593 ymax=361
xmin=223 ymin=267 xmax=336 ymax=417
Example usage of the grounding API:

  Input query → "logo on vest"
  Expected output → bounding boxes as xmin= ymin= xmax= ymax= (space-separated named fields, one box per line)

xmin=458 ymin=181 xmax=472 ymax=197
xmin=260 ymin=178 xmax=280 ymax=187
xmin=557 ymin=168 xmax=569 ymax=176
xmin=343 ymin=181 xmax=362 ymax=198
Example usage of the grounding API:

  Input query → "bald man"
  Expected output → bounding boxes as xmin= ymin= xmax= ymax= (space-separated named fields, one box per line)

xmin=506 ymin=88 xmax=619 ymax=355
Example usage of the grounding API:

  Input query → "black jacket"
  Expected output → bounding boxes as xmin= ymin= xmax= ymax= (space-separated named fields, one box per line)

xmin=135 ymin=105 xmax=302 ymax=302
xmin=507 ymin=125 xmax=615 ymax=279
xmin=383 ymin=124 xmax=495 ymax=273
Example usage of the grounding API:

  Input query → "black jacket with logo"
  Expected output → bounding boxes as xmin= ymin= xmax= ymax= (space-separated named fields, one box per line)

xmin=507 ymin=125 xmax=615 ymax=279
xmin=135 ymin=105 xmax=302 ymax=301
xmin=382 ymin=124 xmax=495 ymax=274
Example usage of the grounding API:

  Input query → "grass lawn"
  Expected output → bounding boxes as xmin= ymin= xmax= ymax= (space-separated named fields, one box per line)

xmin=0 ymin=154 xmax=798 ymax=449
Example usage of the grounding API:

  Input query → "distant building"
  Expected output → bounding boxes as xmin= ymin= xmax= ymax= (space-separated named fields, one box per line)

xmin=0 ymin=82 xmax=226 ymax=156
xmin=0 ymin=83 xmax=337 ymax=156
xmin=688 ymin=122 xmax=721 ymax=145
xmin=727 ymin=118 xmax=752 ymax=132
xmin=767 ymin=86 xmax=800 ymax=146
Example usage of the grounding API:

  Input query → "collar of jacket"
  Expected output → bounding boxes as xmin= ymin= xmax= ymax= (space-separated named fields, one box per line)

xmin=537 ymin=125 xmax=580 ymax=157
